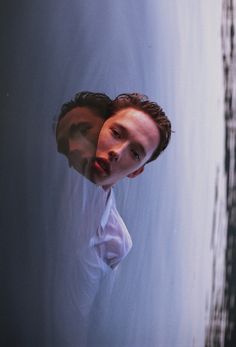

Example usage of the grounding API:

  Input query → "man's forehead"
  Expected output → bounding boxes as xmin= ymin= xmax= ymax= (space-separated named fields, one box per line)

xmin=112 ymin=107 xmax=143 ymax=118
xmin=109 ymin=107 xmax=156 ymax=133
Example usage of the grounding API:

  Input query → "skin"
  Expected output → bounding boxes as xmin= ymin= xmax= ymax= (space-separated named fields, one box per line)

xmin=56 ymin=106 xmax=104 ymax=178
xmin=92 ymin=107 xmax=160 ymax=189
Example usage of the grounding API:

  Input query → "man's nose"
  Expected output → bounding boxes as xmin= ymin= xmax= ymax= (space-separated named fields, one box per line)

xmin=108 ymin=143 xmax=127 ymax=162
xmin=108 ymin=150 xmax=119 ymax=162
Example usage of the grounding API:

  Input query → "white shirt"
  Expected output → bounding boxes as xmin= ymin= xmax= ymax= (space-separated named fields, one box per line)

xmin=76 ymin=185 xmax=132 ymax=321
xmin=90 ymin=189 xmax=133 ymax=270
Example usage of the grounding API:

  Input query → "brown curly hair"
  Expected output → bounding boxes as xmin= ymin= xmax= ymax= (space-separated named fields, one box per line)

xmin=111 ymin=93 xmax=172 ymax=163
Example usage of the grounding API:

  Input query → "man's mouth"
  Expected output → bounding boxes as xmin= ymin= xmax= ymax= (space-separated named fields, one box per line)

xmin=93 ymin=157 xmax=110 ymax=176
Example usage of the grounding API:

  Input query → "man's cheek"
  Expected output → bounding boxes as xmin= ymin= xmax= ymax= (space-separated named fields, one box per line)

xmin=99 ymin=136 xmax=111 ymax=150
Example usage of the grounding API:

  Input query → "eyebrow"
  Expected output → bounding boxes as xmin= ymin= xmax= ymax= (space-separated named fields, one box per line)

xmin=114 ymin=122 xmax=147 ymax=157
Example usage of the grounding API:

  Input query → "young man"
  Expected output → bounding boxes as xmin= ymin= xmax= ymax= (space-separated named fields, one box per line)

xmin=89 ymin=93 xmax=171 ymax=269
xmin=56 ymin=91 xmax=112 ymax=180
xmin=91 ymin=93 xmax=172 ymax=189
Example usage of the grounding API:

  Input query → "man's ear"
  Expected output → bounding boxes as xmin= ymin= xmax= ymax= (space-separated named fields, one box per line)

xmin=127 ymin=165 xmax=144 ymax=178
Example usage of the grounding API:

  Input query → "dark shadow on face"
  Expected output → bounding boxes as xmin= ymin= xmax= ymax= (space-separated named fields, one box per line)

xmin=56 ymin=106 xmax=105 ymax=182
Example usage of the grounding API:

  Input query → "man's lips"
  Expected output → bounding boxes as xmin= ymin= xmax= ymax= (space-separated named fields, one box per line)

xmin=93 ymin=157 xmax=111 ymax=175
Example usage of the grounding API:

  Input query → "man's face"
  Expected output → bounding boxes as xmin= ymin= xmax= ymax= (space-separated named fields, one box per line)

xmin=56 ymin=106 xmax=104 ymax=178
xmin=92 ymin=107 xmax=160 ymax=188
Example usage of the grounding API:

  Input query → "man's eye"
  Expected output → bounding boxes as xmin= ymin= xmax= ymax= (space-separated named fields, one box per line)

xmin=79 ymin=124 xmax=91 ymax=135
xmin=111 ymin=128 xmax=121 ymax=139
xmin=69 ymin=123 xmax=91 ymax=137
xmin=131 ymin=149 xmax=140 ymax=161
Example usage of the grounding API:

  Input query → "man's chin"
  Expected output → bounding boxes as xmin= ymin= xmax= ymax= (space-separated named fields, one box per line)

xmin=89 ymin=172 xmax=111 ymax=187
xmin=88 ymin=160 xmax=116 ymax=188
xmin=91 ymin=178 xmax=113 ymax=191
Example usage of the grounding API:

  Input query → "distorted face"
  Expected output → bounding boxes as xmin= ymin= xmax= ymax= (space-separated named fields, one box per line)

xmin=92 ymin=107 xmax=160 ymax=189
xmin=56 ymin=106 xmax=104 ymax=178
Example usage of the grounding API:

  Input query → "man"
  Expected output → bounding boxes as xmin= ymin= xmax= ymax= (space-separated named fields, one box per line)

xmin=91 ymin=93 xmax=172 ymax=189
xmin=89 ymin=93 xmax=171 ymax=269
xmin=56 ymin=91 xmax=112 ymax=179
xmin=56 ymin=91 xmax=171 ymax=269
